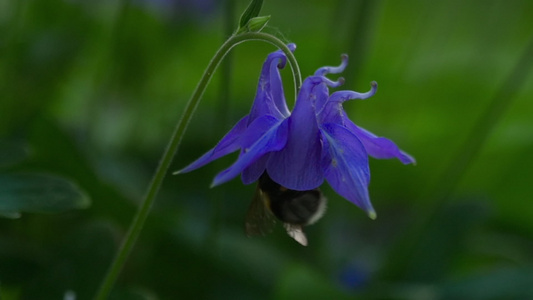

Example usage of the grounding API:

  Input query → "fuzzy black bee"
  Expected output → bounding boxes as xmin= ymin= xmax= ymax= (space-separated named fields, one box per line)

xmin=245 ymin=172 xmax=327 ymax=246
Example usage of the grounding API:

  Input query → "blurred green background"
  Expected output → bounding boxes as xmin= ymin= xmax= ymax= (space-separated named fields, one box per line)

xmin=1 ymin=0 xmax=533 ymax=299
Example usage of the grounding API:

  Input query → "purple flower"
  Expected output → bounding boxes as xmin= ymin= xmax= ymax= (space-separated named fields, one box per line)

xmin=176 ymin=45 xmax=415 ymax=217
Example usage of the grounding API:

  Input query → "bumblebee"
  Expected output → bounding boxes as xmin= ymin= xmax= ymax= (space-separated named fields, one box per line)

xmin=245 ymin=172 xmax=327 ymax=246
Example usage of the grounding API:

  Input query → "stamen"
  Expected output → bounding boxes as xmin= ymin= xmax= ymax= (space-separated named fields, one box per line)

xmin=314 ymin=54 xmax=349 ymax=76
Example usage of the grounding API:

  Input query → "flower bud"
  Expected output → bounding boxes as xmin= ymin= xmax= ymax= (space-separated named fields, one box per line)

xmin=244 ymin=16 xmax=271 ymax=33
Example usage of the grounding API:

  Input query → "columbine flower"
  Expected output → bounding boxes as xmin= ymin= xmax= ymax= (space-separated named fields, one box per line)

xmin=176 ymin=44 xmax=415 ymax=218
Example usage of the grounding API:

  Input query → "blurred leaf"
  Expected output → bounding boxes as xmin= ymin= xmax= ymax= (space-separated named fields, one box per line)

xmin=439 ymin=266 xmax=533 ymax=299
xmin=0 ymin=173 xmax=90 ymax=215
xmin=109 ymin=287 xmax=158 ymax=300
xmin=28 ymin=117 xmax=135 ymax=226
xmin=273 ymin=263 xmax=352 ymax=300
xmin=0 ymin=286 xmax=21 ymax=300
xmin=0 ymin=141 xmax=28 ymax=168
xmin=380 ymin=201 xmax=490 ymax=282
xmin=18 ymin=221 xmax=119 ymax=299
xmin=0 ymin=211 xmax=21 ymax=219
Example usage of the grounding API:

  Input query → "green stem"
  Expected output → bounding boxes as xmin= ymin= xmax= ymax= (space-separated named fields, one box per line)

xmin=93 ymin=31 xmax=301 ymax=300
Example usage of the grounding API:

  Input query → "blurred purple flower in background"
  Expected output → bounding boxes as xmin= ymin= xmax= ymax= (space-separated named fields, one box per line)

xmin=177 ymin=44 xmax=415 ymax=217
xmin=135 ymin=0 xmax=216 ymax=21
xmin=338 ymin=263 xmax=370 ymax=290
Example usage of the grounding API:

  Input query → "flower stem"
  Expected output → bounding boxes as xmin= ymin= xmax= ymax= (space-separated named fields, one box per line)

xmin=93 ymin=31 xmax=300 ymax=300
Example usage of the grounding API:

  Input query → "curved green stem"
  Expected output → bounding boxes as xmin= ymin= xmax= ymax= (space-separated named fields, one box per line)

xmin=94 ymin=32 xmax=301 ymax=300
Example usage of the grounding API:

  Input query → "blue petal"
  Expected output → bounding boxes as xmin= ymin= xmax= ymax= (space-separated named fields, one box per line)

xmin=212 ymin=119 xmax=289 ymax=187
xmin=317 ymin=82 xmax=378 ymax=124
xmin=239 ymin=114 xmax=281 ymax=184
xmin=175 ymin=116 xmax=249 ymax=174
xmin=344 ymin=117 xmax=416 ymax=165
xmin=267 ymin=78 xmax=325 ymax=190
xmin=320 ymin=123 xmax=375 ymax=218
xmin=240 ymin=114 xmax=282 ymax=148
xmin=241 ymin=154 xmax=270 ymax=184
xmin=247 ymin=46 xmax=295 ymax=124
xmin=270 ymin=44 xmax=296 ymax=117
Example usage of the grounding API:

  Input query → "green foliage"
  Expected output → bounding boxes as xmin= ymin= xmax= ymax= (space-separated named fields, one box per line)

xmin=0 ymin=142 xmax=28 ymax=169
xmin=239 ymin=0 xmax=264 ymax=29
xmin=0 ymin=139 xmax=90 ymax=219
xmin=0 ymin=174 xmax=90 ymax=217
xmin=1 ymin=0 xmax=533 ymax=299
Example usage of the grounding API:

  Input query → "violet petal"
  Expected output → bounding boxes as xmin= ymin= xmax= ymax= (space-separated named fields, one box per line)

xmin=321 ymin=122 xmax=375 ymax=218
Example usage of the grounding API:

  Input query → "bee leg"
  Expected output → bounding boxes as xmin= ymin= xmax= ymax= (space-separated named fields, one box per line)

xmin=284 ymin=224 xmax=308 ymax=246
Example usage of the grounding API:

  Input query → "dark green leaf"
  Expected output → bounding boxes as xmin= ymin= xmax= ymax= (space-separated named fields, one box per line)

xmin=273 ymin=264 xmax=353 ymax=300
xmin=439 ymin=267 xmax=533 ymax=299
xmin=0 ymin=173 xmax=90 ymax=215
xmin=0 ymin=141 xmax=28 ymax=168
xmin=19 ymin=221 xmax=119 ymax=299
xmin=395 ymin=201 xmax=489 ymax=282
xmin=0 ymin=211 xmax=21 ymax=219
